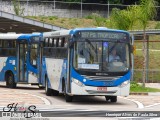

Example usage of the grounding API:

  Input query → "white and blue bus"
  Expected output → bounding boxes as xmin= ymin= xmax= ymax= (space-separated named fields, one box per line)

xmin=42 ymin=28 xmax=133 ymax=102
xmin=0 ymin=33 xmax=43 ymax=88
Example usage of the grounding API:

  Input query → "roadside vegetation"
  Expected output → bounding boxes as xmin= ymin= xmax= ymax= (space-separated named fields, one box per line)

xmin=130 ymin=82 xmax=160 ymax=92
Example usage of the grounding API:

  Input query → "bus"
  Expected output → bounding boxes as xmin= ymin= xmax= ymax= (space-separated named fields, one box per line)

xmin=42 ymin=28 xmax=134 ymax=102
xmin=0 ymin=33 xmax=43 ymax=88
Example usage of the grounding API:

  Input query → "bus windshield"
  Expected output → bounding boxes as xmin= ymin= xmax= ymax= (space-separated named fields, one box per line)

xmin=73 ymin=40 xmax=130 ymax=73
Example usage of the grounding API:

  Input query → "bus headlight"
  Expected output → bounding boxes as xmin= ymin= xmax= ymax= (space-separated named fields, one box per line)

xmin=72 ymin=78 xmax=84 ymax=87
xmin=120 ymin=80 xmax=130 ymax=87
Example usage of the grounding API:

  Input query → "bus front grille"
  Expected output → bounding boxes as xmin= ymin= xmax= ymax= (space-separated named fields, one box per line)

xmin=82 ymin=75 xmax=122 ymax=81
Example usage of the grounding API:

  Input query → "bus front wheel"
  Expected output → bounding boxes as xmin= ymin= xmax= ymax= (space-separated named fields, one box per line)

xmin=64 ymin=83 xmax=73 ymax=102
xmin=105 ymin=96 xmax=117 ymax=102
xmin=65 ymin=94 xmax=73 ymax=102
xmin=45 ymin=77 xmax=52 ymax=96
xmin=5 ymin=72 xmax=16 ymax=88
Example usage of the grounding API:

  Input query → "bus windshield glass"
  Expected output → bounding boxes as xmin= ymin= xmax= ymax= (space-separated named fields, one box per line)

xmin=73 ymin=34 xmax=130 ymax=73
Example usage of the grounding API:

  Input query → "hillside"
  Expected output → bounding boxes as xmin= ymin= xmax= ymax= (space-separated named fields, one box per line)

xmin=27 ymin=16 xmax=160 ymax=30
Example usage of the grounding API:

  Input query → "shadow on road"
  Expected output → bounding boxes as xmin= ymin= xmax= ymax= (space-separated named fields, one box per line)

xmin=40 ymin=92 xmax=124 ymax=105
xmin=0 ymin=84 xmax=42 ymax=90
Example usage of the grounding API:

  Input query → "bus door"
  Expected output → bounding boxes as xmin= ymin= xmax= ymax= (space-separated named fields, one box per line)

xmin=18 ymin=42 xmax=28 ymax=82
xmin=38 ymin=43 xmax=43 ymax=84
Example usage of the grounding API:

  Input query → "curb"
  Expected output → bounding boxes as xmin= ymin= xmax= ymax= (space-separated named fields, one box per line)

xmin=130 ymin=92 xmax=160 ymax=96
xmin=130 ymin=92 xmax=148 ymax=95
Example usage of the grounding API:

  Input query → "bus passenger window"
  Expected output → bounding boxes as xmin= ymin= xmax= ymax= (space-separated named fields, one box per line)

xmin=49 ymin=38 xmax=53 ymax=47
xmin=53 ymin=38 xmax=56 ymax=47
xmin=56 ymin=38 xmax=59 ymax=47
xmin=30 ymin=44 xmax=38 ymax=68
xmin=59 ymin=39 xmax=62 ymax=47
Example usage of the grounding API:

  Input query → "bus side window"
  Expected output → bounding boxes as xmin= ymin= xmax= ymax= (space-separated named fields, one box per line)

xmin=49 ymin=38 xmax=53 ymax=47
xmin=59 ymin=39 xmax=62 ymax=47
xmin=61 ymin=37 xmax=66 ymax=47
xmin=53 ymin=38 xmax=56 ymax=47
xmin=30 ymin=44 xmax=38 ymax=68
xmin=56 ymin=38 xmax=59 ymax=47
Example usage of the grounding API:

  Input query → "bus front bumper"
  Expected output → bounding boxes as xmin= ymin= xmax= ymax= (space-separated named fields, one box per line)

xmin=70 ymin=82 xmax=130 ymax=96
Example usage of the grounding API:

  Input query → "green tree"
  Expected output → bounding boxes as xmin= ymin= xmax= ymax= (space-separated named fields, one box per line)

xmin=109 ymin=5 xmax=139 ymax=30
xmin=108 ymin=0 xmax=157 ymax=87
xmin=137 ymin=0 xmax=157 ymax=87
xmin=12 ymin=0 xmax=25 ymax=16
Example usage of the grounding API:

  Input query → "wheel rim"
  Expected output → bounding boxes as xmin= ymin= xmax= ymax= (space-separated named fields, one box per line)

xmin=8 ymin=74 xmax=13 ymax=85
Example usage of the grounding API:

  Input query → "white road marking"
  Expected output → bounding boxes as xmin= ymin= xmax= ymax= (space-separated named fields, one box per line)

xmin=21 ymin=92 xmax=51 ymax=105
xmin=145 ymin=103 xmax=160 ymax=108
xmin=119 ymin=96 xmax=144 ymax=109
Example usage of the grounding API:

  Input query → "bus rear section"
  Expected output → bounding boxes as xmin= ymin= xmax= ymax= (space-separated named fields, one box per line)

xmin=0 ymin=34 xmax=43 ymax=88
xmin=42 ymin=28 xmax=133 ymax=102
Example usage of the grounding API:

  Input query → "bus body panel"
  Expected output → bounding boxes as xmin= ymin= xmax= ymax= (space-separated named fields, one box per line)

xmin=0 ymin=57 xmax=17 ymax=81
xmin=42 ymin=58 xmax=67 ymax=92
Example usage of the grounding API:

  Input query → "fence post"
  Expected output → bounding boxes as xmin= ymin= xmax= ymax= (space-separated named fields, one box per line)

xmin=81 ymin=0 xmax=82 ymax=18
xmin=107 ymin=0 xmax=110 ymax=18
xmin=146 ymin=35 xmax=149 ymax=83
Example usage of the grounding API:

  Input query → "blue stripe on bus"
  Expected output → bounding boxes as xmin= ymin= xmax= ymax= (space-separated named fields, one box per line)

xmin=71 ymin=69 xmax=131 ymax=87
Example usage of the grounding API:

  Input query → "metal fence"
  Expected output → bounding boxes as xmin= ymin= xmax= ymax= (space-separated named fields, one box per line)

xmin=133 ymin=69 xmax=160 ymax=83
xmin=0 ymin=1 xmax=140 ymax=18
xmin=1 ymin=1 xmax=160 ymax=19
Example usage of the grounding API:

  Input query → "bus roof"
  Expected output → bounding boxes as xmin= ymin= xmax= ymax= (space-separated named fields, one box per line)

xmin=0 ymin=33 xmax=41 ymax=40
xmin=70 ymin=27 xmax=129 ymax=34
xmin=43 ymin=27 xmax=129 ymax=38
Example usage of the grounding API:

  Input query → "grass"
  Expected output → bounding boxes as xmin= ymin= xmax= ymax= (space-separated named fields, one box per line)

xmin=130 ymin=82 xmax=160 ymax=92
xmin=26 ymin=15 xmax=159 ymax=30
xmin=134 ymin=50 xmax=160 ymax=69
xmin=26 ymin=16 xmax=96 ymax=29
xmin=130 ymin=86 xmax=160 ymax=92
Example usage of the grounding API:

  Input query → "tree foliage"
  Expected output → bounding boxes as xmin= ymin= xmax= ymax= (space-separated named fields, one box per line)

xmin=108 ymin=0 xmax=157 ymax=87
xmin=12 ymin=0 xmax=25 ymax=16
xmin=61 ymin=0 xmax=121 ymax=4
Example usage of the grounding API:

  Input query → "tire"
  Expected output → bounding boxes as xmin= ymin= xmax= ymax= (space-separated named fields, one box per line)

xmin=6 ymin=72 xmax=16 ymax=88
xmin=65 ymin=94 xmax=73 ymax=102
xmin=64 ymin=83 xmax=72 ymax=102
xmin=45 ymin=77 xmax=52 ymax=96
xmin=105 ymin=96 xmax=110 ymax=101
xmin=105 ymin=96 xmax=117 ymax=103
xmin=52 ymin=89 xmax=59 ymax=96
xmin=110 ymin=96 xmax=117 ymax=102
xmin=38 ymin=84 xmax=45 ymax=89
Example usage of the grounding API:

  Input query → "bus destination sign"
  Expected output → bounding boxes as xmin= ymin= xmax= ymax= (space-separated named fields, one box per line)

xmin=79 ymin=31 xmax=128 ymax=40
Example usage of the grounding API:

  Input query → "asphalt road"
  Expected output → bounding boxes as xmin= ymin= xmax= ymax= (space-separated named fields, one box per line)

xmin=0 ymin=83 xmax=159 ymax=120
xmin=0 ymin=83 xmax=137 ymax=110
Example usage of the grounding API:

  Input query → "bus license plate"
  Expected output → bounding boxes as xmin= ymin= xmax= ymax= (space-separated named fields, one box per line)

xmin=97 ymin=87 xmax=107 ymax=91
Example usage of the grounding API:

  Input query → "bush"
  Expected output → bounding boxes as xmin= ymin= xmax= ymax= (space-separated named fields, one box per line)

xmin=155 ymin=22 xmax=160 ymax=29
xmin=130 ymin=81 xmax=140 ymax=88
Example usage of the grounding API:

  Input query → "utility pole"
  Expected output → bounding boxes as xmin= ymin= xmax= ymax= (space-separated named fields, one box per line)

xmin=107 ymin=0 xmax=110 ymax=18
xmin=27 ymin=0 xmax=29 ymax=16
xmin=81 ymin=0 xmax=82 ymax=18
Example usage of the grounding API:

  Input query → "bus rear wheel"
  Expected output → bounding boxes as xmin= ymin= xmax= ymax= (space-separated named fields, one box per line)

xmin=52 ymin=90 xmax=59 ymax=96
xmin=105 ymin=96 xmax=117 ymax=103
xmin=6 ymin=72 xmax=16 ymax=88
xmin=45 ymin=77 xmax=52 ymax=96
